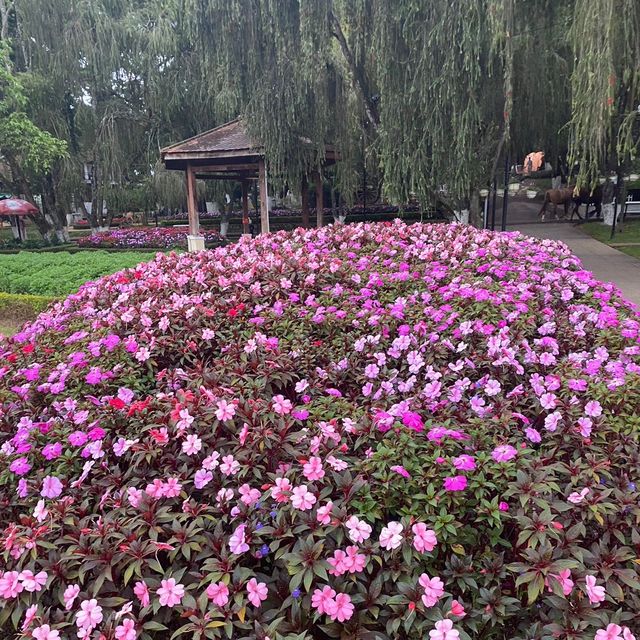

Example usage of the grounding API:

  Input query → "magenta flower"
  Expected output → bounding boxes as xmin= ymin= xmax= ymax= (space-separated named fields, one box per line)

xmin=443 ymin=476 xmax=467 ymax=491
xmin=401 ymin=411 xmax=424 ymax=431
xmin=452 ymin=454 xmax=476 ymax=471
xmin=9 ymin=457 xmax=31 ymax=476
xmin=390 ymin=464 xmax=411 ymax=478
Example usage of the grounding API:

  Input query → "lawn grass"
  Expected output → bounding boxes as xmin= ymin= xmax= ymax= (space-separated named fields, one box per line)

xmin=580 ymin=219 xmax=640 ymax=259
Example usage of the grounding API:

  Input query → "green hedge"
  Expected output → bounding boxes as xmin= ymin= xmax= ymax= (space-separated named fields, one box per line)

xmin=0 ymin=251 xmax=155 ymax=296
xmin=0 ymin=292 xmax=57 ymax=322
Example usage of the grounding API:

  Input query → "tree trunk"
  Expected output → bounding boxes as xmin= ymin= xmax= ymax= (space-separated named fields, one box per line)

xmin=469 ymin=190 xmax=482 ymax=227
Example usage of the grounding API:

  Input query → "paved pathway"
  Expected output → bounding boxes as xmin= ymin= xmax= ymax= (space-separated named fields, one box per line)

xmin=514 ymin=222 xmax=640 ymax=307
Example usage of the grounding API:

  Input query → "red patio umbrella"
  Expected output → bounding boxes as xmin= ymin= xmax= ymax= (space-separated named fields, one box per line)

xmin=0 ymin=198 xmax=39 ymax=216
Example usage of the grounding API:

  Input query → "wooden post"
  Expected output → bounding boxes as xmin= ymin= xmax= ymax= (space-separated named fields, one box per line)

xmin=314 ymin=171 xmax=323 ymax=228
xmin=258 ymin=158 xmax=270 ymax=234
xmin=185 ymin=163 xmax=204 ymax=251
xmin=301 ymin=175 xmax=310 ymax=228
xmin=241 ymin=180 xmax=250 ymax=235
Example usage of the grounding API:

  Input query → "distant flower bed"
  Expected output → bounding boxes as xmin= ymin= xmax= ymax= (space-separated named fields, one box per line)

xmin=77 ymin=226 xmax=221 ymax=249
xmin=0 ymin=222 xmax=639 ymax=640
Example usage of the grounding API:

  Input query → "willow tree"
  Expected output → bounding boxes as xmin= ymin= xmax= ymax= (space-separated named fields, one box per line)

xmin=569 ymin=0 xmax=640 ymax=221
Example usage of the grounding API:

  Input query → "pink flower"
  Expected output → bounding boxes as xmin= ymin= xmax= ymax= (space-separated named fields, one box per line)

xmin=206 ymin=581 xmax=230 ymax=606
xmin=623 ymin=628 xmax=637 ymax=640
xmin=577 ymin=417 xmax=593 ymax=437
xmin=379 ymin=521 xmax=404 ymax=550
xmin=303 ymin=456 xmax=325 ymax=481
xmin=412 ymin=522 xmax=438 ymax=553
xmin=311 ymin=585 xmax=336 ymax=614
xmin=390 ymin=464 xmax=411 ymax=478
xmin=229 ymin=524 xmax=250 ymax=554
xmin=157 ymin=578 xmax=185 ymax=607
xmin=182 ymin=434 xmax=202 ymax=455
xmin=271 ymin=477 xmax=292 ymax=503
xmin=595 ymin=625 xmax=623 ymax=640
xmin=585 ymin=574 xmax=605 ymax=604
xmin=443 ymin=476 xmax=467 ymax=491
xmin=345 ymin=516 xmax=372 ymax=543
xmin=316 ymin=501 xmax=334 ymax=525
xmin=33 ymin=499 xmax=48 ymax=522
xmin=215 ymin=399 xmax=236 ymax=422
xmin=419 ymin=574 xmax=445 ymax=607
xmin=21 ymin=604 xmax=38 ymax=631
xmin=567 ymin=488 xmax=589 ymax=504
xmin=546 ymin=569 xmax=574 ymax=596
xmin=491 ymin=444 xmax=517 ymax=462
xmin=163 ymin=477 xmax=182 ymax=498
xmin=401 ymin=411 xmax=424 ymax=431
xmin=525 ymin=427 xmax=542 ymax=443
xmin=0 ymin=571 xmax=23 ymax=598
xmin=194 ymin=469 xmax=213 ymax=489
xmin=75 ymin=599 xmax=103 ymax=629
xmin=452 ymin=455 xmax=476 ymax=471
xmin=64 ymin=584 xmax=80 ymax=610
xmin=585 ymin=400 xmax=603 ymax=417
xmin=343 ymin=545 xmax=367 ymax=573
xmin=327 ymin=549 xmax=348 ymax=576
xmin=326 ymin=592 xmax=354 ymax=622
xmin=499 ymin=501 xmax=509 ymax=511
xmin=10 ymin=457 xmax=31 ymax=475
xmin=272 ymin=394 xmax=293 ymax=415
xmin=220 ymin=454 xmax=240 ymax=476
xmin=133 ymin=581 xmax=150 ymax=607
xmin=40 ymin=475 xmax=63 ymax=499
xmin=239 ymin=483 xmax=261 ymax=506
xmin=19 ymin=569 xmax=47 ymax=592
xmin=246 ymin=578 xmax=268 ymax=607
xmin=291 ymin=485 xmax=317 ymax=510
xmin=429 ymin=619 xmax=460 ymax=640
xmin=114 ymin=619 xmax=137 ymax=640
xmin=449 ymin=600 xmax=466 ymax=618
xmin=32 ymin=624 xmax=60 ymax=640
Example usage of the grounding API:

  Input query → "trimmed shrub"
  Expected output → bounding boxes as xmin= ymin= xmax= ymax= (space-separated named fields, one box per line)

xmin=0 ymin=292 xmax=56 ymax=321
xmin=0 ymin=221 xmax=639 ymax=640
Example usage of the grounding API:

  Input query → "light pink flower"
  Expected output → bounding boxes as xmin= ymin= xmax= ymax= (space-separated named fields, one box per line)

xmin=215 ymin=399 xmax=236 ymax=422
xmin=311 ymin=585 xmax=336 ymax=614
xmin=239 ymin=483 xmax=261 ymax=506
xmin=220 ymin=454 xmax=240 ymax=476
xmin=194 ymin=469 xmax=213 ymax=489
xmin=32 ymin=624 xmax=60 ymax=640
xmin=585 ymin=400 xmax=603 ymax=417
xmin=303 ymin=456 xmax=325 ymax=481
xmin=272 ymin=394 xmax=293 ymax=415
xmin=316 ymin=501 xmax=333 ymax=525
xmin=345 ymin=515 xmax=372 ymax=543
xmin=419 ymin=574 xmax=445 ymax=607
xmin=40 ymin=475 xmax=63 ymax=499
xmin=326 ymin=592 xmax=354 ymax=622
xmin=291 ymin=485 xmax=317 ymax=510
xmin=246 ymin=578 xmax=268 ymax=607
xmin=567 ymin=488 xmax=589 ymax=504
xmin=182 ymin=433 xmax=202 ymax=455
xmin=271 ymin=477 xmax=292 ymax=503
xmin=595 ymin=624 xmax=623 ymax=640
xmin=19 ymin=569 xmax=47 ymax=592
xmin=0 ymin=571 xmax=23 ymax=598
xmin=429 ymin=619 xmax=460 ymax=640
xmin=206 ymin=581 xmax=230 ymax=607
xmin=114 ymin=618 xmax=137 ymax=640
xmin=163 ymin=477 xmax=182 ymax=498
xmin=390 ymin=464 xmax=411 ymax=478
xmin=546 ymin=569 xmax=574 ymax=596
xmin=157 ymin=578 xmax=185 ymax=607
xmin=229 ymin=524 xmax=250 ymax=554
xmin=412 ymin=523 xmax=437 ymax=553
xmin=64 ymin=584 xmax=80 ymax=610
xmin=379 ymin=521 xmax=404 ymax=550
xmin=75 ymin=598 xmax=103 ymax=629
xmin=585 ymin=574 xmax=605 ymax=604
xmin=21 ymin=604 xmax=38 ymax=631
xmin=133 ymin=581 xmax=150 ymax=607
xmin=491 ymin=445 xmax=517 ymax=462
xmin=33 ymin=499 xmax=48 ymax=522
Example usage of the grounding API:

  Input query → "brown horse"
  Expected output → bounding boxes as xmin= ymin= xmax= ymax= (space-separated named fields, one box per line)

xmin=539 ymin=188 xmax=574 ymax=221
xmin=570 ymin=185 xmax=602 ymax=220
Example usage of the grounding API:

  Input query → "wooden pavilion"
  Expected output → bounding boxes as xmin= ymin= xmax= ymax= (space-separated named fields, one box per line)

xmin=161 ymin=119 xmax=339 ymax=251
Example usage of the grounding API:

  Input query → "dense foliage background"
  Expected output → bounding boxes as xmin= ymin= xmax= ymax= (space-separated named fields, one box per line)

xmin=0 ymin=222 xmax=639 ymax=639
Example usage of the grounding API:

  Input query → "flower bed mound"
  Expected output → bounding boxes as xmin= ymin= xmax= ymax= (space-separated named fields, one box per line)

xmin=1 ymin=221 xmax=639 ymax=640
